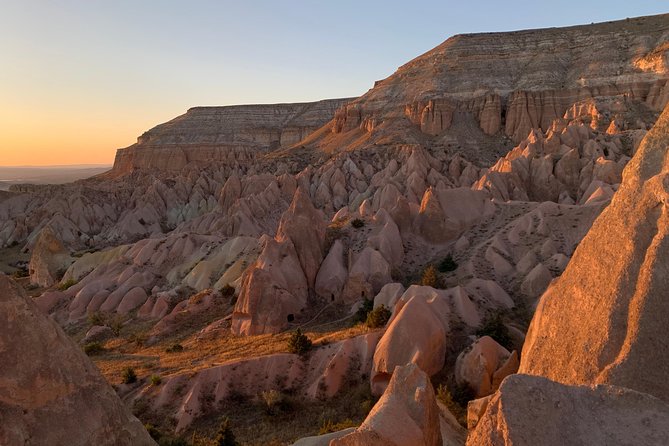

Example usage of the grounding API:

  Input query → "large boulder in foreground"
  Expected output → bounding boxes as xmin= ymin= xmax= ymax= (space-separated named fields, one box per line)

xmin=331 ymin=363 xmax=442 ymax=446
xmin=520 ymin=103 xmax=669 ymax=400
xmin=0 ymin=274 xmax=155 ymax=446
xmin=468 ymin=374 xmax=669 ymax=446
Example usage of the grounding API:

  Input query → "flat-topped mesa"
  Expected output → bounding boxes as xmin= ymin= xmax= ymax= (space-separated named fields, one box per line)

xmin=331 ymin=14 xmax=669 ymax=142
xmin=111 ymin=98 xmax=352 ymax=174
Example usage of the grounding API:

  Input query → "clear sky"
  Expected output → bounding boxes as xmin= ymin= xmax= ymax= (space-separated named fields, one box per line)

xmin=1 ymin=1 xmax=666 ymax=166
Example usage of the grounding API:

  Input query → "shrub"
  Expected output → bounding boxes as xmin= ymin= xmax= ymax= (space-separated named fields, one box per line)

xmin=420 ymin=265 xmax=439 ymax=287
xmin=436 ymin=383 xmax=473 ymax=427
xmin=87 ymin=311 xmax=106 ymax=327
xmin=365 ymin=305 xmax=391 ymax=328
xmin=144 ymin=423 xmax=162 ymax=441
xmin=11 ymin=268 xmax=28 ymax=279
xmin=476 ymin=313 xmax=512 ymax=350
xmin=319 ymin=418 xmax=357 ymax=435
xmin=158 ymin=437 xmax=188 ymax=446
xmin=350 ymin=218 xmax=365 ymax=228
xmin=214 ymin=417 xmax=239 ymax=446
xmin=121 ymin=367 xmax=137 ymax=384
xmin=150 ymin=374 xmax=162 ymax=386
xmin=220 ymin=284 xmax=235 ymax=298
xmin=83 ymin=342 xmax=104 ymax=356
xmin=438 ymin=254 xmax=458 ymax=273
xmin=165 ymin=343 xmax=184 ymax=353
xmin=287 ymin=328 xmax=312 ymax=356
xmin=58 ymin=278 xmax=77 ymax=291
xmin=354 ymin=298 xmax=374 ymax=324
xmin=261 ymin=389 xmax=283 ymax=414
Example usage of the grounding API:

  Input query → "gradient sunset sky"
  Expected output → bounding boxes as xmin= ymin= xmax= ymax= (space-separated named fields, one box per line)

xmin=1 ymin=1 xmax=666 ymax=166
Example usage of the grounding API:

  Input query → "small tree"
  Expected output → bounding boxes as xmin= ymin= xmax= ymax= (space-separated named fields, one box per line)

xmin=351 ymin=218 xmax=365 ymax=228
xmin=421 ymin=265 xmax=439 ymax=287
xmin=214 ymin=417 xmax=238 ymax=446
xmin=438 ymin=254 xmax=458 ymax=273
xmin=366 ymin=305 xmax=391 ymax=328
xmin=287 ymin=328 xmax=312 ymax=356
xmin=121 ymin=367 xmax=137 ymax=384
xmin=476 ymin=313 xmax=512 ymax=350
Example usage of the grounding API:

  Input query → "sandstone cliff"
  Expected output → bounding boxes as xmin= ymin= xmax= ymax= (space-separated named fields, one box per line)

xmin=112 ymin=98 xmax=351 ymax=174
xmin=320 ymin=14 xmax=669 ymax=153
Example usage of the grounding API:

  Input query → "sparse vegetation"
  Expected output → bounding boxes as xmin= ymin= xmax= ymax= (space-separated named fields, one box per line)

xmin=214 ymin=417 xmax=239 ymax=446
xmin=438 ymin=254 xmax=458 ymax=273
xmin=420 ymin=265 xmax=439 ymax=287
xmin=354 ymin=298 xmax=374 ymax=324
xmin=11 ymin=268 xmax=28 ymax=279
xmin=287 ymin=328 xmax=312 ymax=356
xmin=261 ymin=389 xmax=283 ymax=415
xmin=166 ymin=343 xmax=184 ymax=353
xmin=121 ymin=366 xmax=137 ymax=384
xmin=83 ymin=341 xmax=104 ymax=356
xmin=150 ymin=374 xmax=162 ymax=386
xmin=436 ymin=382 xmax=474 ymax=427
xmin=319 ymin=418 xmax=357 ymax=435
xmin=365 ymin=304 xmax=391 ymax=328
xmin=350 ymin=218 xmax=365 ymax=229
xmin=220 ymin=284 xmax=235 ymax=298
xmin=476 ymin=313 xmax=512 ymax=350
xmin=57 ymin=278 xmax=78 ymax=291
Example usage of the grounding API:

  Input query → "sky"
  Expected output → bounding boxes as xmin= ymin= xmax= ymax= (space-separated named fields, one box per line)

xmin=0 ymin=1 xmax=667 ymax=166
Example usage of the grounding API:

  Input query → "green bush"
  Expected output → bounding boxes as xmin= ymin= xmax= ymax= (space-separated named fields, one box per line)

xmin=150 ymin=374 xmax=162 ymax=386
xmin=354 ymin=298 xmax=374 ymax=324
xmin=214 ymin=417 xmax=239 ymax=446
xmin=165 ymin=343 xmax=184 ymax=353
xmin=287 ymin=328 xmax=312 ymax=356
xmin=365 ymin=305 xmax=391 ymax=328
xmin=57 ymin=278 xmax=77 ymax=291
xmin=261 ymin=389 xmax=283 ymax=415
xmin=438 ymin=254 xmax=458 ymax=273
xmin=476 ymin=313 xmax=512 ymax=350
xmin=83 ymin=342 xmax=104 ymax=356
xmin=121 ymin=367 xmax=137 ymax=384
xmin=436 ymin=383 xmax=473 ymax=427
xmin=350 ymin=218 xmax=365 ymax=229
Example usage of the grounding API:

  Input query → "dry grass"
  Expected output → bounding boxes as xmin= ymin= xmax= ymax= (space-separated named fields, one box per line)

xmin=92 ymin=320 xmax=373 ymax=385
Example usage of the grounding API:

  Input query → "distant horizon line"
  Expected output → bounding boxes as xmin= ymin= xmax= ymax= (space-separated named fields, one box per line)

xmin=0 ymin=164 xmax=113 ymax=169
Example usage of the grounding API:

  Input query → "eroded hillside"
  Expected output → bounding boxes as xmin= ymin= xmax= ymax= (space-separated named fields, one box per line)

xmin=2 ymin=13 xmax=669 ymax=446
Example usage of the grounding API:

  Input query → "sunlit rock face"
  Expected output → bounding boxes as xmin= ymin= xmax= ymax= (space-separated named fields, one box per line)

xmin=520 ymin=102 xmax=669 ymax=401
xmin=0 ymin=274 xmax=155 ymax=446
xmin=112 ymin=98 xmax=352 ymax=174
xmin=327 ymin=14 xmax=669 ymax=146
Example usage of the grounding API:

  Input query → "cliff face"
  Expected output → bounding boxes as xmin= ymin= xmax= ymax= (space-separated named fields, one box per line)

xmin=327 ymin=14 xmax=669 ymax=145
xmin=112 ymin=98 xmax=351 ymax=174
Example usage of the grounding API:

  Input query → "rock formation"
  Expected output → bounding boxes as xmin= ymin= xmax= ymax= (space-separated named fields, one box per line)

xmin=112 ymin=99 xmax=352 ymax=174
xmin=520 ymin=102 xmax=669 ymax=400
xmin=468 ymin=374 xmax=669 ymax=446
xmin=0 ymin=274 xmax=155 ymax=446
xmin=331 ymin=363 xmax=442 ymax=446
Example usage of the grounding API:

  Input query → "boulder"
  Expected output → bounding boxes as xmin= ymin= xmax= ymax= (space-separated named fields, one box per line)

xmin=468 ymin=374 xmax=669 ymax=446
xmin=331 ymin=363 xmax=442 ymax=446
xmin=0 ymin=274 xmax=155 ymax=446
xmin=28 ymin=226 xmax=73 ymax=287
xmin=455 ymin=336 xmax=518 ymax=398
xmin=372 ymin=286 xmax=450 ymax=394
